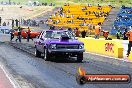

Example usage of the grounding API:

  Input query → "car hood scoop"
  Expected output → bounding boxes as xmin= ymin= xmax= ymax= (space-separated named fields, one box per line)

xmin=60 ymin=35 xmax=70 ymax=41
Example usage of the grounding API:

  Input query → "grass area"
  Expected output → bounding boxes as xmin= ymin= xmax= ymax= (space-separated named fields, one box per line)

xmin=67 ymin=0 xmax=132 ymax=7
xmin=0 ymin=0 xmax=131 ymax=7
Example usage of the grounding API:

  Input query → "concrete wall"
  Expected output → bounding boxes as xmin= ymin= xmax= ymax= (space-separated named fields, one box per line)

xmin=78 ymin=37 xmax=123 ymax=58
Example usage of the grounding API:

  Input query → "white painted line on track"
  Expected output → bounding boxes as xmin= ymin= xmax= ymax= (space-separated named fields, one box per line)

xmin=0 ymin=62 xmax=21 ymax=88
xmin=84 ymin=52 xmax=132 ymax=63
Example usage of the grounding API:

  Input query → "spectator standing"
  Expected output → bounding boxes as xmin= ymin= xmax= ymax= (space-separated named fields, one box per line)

xmin=95 ymin=22 xmax=101 ymax=39
xmin=12 ymin=19 xmax=14 ymax=29
xmin=81 ymin=30 xmax=86 ymax=38
xmin=75 ymin=28 xmax=80 ymax=37
xmin=88 ymin=23 xmax=93 ymax=35
xmin=16 ymin=27 xmax=21 ymax=42
xmin=7 ymin=22 xmax=10 ymax=25
xmin=116 ymin=30 xmax=122 ymax=39
xmin=15 ymin=19 xmax=19 ymax=27
xmin=28 ymin=19 xmax=31 ymax=26
xmin=3 ymin=22 xmax=6 ymax=26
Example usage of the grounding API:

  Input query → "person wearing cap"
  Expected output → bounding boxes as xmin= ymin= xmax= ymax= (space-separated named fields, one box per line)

xmin=126 ymin=26 xmax=132 ymax=56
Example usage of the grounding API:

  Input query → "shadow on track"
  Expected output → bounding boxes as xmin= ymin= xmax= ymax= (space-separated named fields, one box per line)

xmin=41 ymin=56 xmax=84 ymax=63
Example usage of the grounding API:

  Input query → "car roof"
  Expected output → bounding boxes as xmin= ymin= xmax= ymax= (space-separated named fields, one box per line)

xmin=43 ymin=30 xmax=68 ymax=32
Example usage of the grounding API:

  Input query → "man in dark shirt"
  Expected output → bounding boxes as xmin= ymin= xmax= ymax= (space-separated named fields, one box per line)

xmin=12 ymin=19 xmax=14 ymax=29
xmin=16 ymin=27 xmax=21 ymax=42
xmin=81 ymin=30 xmax=86 ymax=38
xmin=123 ymin=29 xmax=128 ymax=40
xmin=15 ymin=19 xmax=19 ymax=27
xmin=10 ymin=29 xmax=14 ymax=41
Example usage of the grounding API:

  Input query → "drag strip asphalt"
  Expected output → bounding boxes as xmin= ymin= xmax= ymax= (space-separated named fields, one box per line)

xmin=0 ymin=42 xmax=131 ymax=88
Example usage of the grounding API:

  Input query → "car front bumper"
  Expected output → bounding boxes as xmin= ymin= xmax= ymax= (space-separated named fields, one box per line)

xmin=48 ymin=49 xmax=85 ymax=53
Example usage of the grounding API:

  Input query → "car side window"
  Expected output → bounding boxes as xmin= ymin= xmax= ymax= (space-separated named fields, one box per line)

xmin=44 ymin=31 xmax=53 ymax=38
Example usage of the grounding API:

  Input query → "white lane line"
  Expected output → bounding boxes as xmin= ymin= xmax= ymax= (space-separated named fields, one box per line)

xmin=0 ymin=63 xmax=21 ymax=88
xmin=84 ymin=52 xmax=132 ymax=63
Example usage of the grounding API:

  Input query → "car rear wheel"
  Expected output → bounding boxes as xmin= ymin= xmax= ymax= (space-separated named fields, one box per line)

xmin=35 ymin=47 xmax=41 ymax=57
xmin=77 ymin=53 xmax=83 ymax=62
xmin=44 ymin=48 xmax=50 ymax=61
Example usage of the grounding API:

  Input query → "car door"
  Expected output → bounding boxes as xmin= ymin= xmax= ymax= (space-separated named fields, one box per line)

xmin=35 ymin=31 xmax=43 ymax=52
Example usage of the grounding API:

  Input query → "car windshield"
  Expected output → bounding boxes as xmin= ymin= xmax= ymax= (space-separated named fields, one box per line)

xmin=45 ymin=31 xmax=75 ymax=39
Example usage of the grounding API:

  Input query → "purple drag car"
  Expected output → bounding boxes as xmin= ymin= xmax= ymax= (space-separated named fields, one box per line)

xmin=34 ymin=30 xmax=85 ymax=62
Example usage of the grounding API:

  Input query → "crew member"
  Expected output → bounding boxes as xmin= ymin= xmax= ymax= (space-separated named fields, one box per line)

xmin=16 ymin=27 xmax=21 ymax=42
xmin=123 ymin=29 xmax=128 ymax=40
xmin=10 ymin=29 xmax=14 ymax=41
xmin=102 ymin=30 xmax=109 ymax=40
xmin=95 ymin=22 xmax=101 ymax=39
xmin=126 ymin=27 xmax=132 ymax=56
xmin=26 ymin=27 xmax=32 ymax=42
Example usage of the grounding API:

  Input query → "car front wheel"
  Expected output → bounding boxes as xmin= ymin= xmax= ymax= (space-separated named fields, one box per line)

xmin=77 ymin=53 xmax=83 ymax=62
xmin=44 ymin=48 xmax=50 ymax=61
xmin=35 ymin=47 xmax=41 ymax=57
